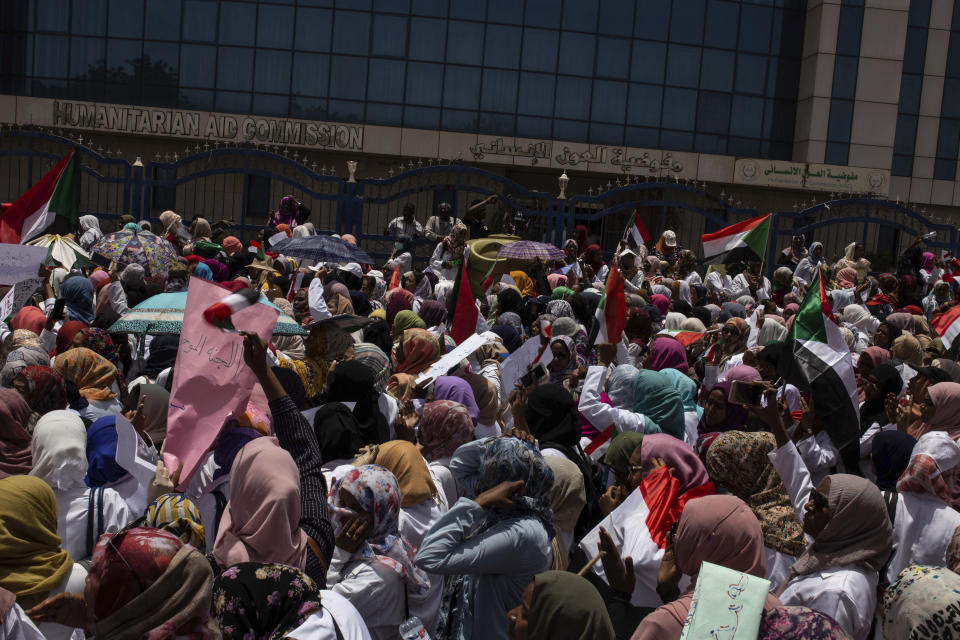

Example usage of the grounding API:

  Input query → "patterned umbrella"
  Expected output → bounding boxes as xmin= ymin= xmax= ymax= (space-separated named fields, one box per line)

xmin=91 ymin=229 xmax=179 ymax=277
xmin=496 ymin=240 xmax=564 ymax=261
xmin=108 ymin=291 xmax=306 ymax=337
xmin=271 ymin=235 xmax=372 ymax=264
xmin=25 ymin=234 xmax=92 ymax=270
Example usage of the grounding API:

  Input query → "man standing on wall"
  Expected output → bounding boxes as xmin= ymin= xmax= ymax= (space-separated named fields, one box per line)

xmin=385 ymin=202 xmax=423 ymax=239
xmin=424 ymin=202 xmax=460 ymax=241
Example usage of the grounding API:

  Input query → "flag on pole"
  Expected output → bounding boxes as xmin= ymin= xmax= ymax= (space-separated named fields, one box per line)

xmin=479 ymin=261 xmax=498 ymax=296
xmin=0 ymin=151 xmax=80 ymax=244
xmin=388 ymin=265 xmax=401 ymax=291
xmin=932 ymin=304 xmax=960 ymax=348
xmin=778 ymin=266 xmax=860 ymax=451
xmin=448 ymin=259 xmax=479 ymax=345
xmin=594 ymin=263 xmax=627 ymax=344
xmin=701 ymin=213 xmax=771 ymax=264
xmin=202 ymin=288 xmax=260 ymax=332
xmin=625 ymin=210 xmax=650 ymax=249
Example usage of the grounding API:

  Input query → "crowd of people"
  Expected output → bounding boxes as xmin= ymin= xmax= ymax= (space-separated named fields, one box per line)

xmin=2 ymin=196 xmax=960 ymax=640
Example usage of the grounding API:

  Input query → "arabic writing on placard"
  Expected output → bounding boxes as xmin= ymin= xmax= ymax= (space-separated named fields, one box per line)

xmin=178 ymin=333 xmax=245 ymax=379
xmin=0 ymin=244 xmax=49 ymax=286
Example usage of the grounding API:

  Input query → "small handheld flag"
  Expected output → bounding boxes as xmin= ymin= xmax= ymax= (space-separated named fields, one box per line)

xmin=202 ymin=288 xmax=260 ymax=332
xmin=625 ymin=210 xmax=650 ymax=249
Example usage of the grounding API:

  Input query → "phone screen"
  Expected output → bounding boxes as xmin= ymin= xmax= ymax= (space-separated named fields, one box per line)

xmin=91 ymin=253 xmax=112 ymax=269
xmin=729 ymin=380 xmax=762 ymax=406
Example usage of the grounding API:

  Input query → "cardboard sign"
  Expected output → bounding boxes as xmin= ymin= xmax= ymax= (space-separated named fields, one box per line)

xmin=0 ymin=244 xmax=48 ymax=285
xmin=415 ymin=332 xmax=487 ymax=384
xmin=500 ymin=336 xmax=553 ymax=392
xmin=679 ymin=562 xmax=771 ymax=640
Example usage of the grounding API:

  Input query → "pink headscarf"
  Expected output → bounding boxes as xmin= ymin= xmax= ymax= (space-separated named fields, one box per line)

xmin=212 ymin=437 xmax=308 ymax=570
xmin=897 ymin=431 xmax=960 ymax=508
xmin=922 ymin=251 xmax=936 ymax=271
xmin=547 ymin=273 xmax=568 ymax=289
xmin=725 ymin=365 xmax=762 ymax=383
xmin=647 ymin=337 xmax=689 ymax=373
xmin=860 ymin=346 xmax=891 ymax=369
xmin=639 ymin=433 xmax=710 ymax=495
xmin=341 ymin=234 xmax=357 ymax=246
xmin=650 ymin=294 xmax=670 ymax=316
xmin=9 ymin=306 xmax=46 ymax=336
xmin=0 ymin=389 xmax=32 ymax=478
xmin=89 ymin=269 xmax=111 ymax=294
xmin=913 ymin=382 xmax=960 ymax=440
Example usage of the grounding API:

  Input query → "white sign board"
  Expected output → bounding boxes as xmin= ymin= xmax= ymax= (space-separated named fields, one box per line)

xmin=0 ymin=244 xmax=49 ymax=285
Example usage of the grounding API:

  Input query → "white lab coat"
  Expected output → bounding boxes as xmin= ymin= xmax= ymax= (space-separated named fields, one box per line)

xmin=287 ymin=590 xmax=372 ymax=640
xmin=578 ymin=366 xmax=656 ymax=435
xmin=53 ymin=485 xmax=133 ymax=562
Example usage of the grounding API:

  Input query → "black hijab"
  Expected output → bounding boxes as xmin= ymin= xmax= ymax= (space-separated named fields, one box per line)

xmin=323 ymin=360 xmax=389 ymax=444
xmin=860 ymin=362 xmax=902 ymax=430
xmin=872 ymin=430 xmax=916 ymax=491
xmin=272 ymin=366 xmax=308 ymax=410
xmin=142 ymin=335 xmax=180 ymax=378
xmin=313 ymin=402 xmax=365 ymax=462
xmin=363 ymin=320 xmax=393 ymax=362
xmin=526 ymin=384 xmax=580 ymax=448
xmin=497 ymin=288 xmax=523 ymax=315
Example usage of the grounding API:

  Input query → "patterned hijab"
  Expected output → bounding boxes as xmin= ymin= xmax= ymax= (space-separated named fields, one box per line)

xmin=759 ymin=606 xmax=850 ymax=640
xmin=896 ymin=431 xmax=960 ymax=508
xmin=704 ymin=431 xmax=806 ymax=556
xmin=146 ymin=493 xmax=207 ymax=552
xmin=53 ymin=347 xmax=118 ymax=401
xmin=395 ymin=328 xmax=441 ymax=375
xmin=419 ymin=400 xmax=475 ymax=462
xmin=474 ymin=437 xmax=555 ymax=538
xmin=327 ymin=464 xmax=431 ymax=593
xmin=351 ymin=342 xmax=391 ymax=394
xmin=881 ymin=565 xmax=960 ymax=640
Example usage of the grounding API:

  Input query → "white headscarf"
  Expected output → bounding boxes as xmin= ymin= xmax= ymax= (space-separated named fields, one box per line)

xmin=29 ymin=410 xmax=87 ymax=491
xmin=664 ymin=312 xmax=685 ymax=331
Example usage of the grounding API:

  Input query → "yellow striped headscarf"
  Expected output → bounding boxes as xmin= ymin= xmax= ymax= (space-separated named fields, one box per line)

xmin=145 ymin=493 xmax=206 ymax=552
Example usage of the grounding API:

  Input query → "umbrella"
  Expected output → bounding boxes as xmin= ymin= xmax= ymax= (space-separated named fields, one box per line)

xmin=91 ymin=229 xmax=179 ymax=277
xmin=108 ymin=291 xmax=307 ymax=337
xmin=271 ymin=235 xmax=373 ymax=264
xmin=26 ymin=234 xmax=92 ymax=270
xmin=496 ymin=240 xmax=564 ymax=261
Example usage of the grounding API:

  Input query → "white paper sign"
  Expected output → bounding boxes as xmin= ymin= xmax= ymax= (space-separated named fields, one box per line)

xmin=0 ymin=287 xmax=14 ymax=321
xmin=415 ymin=332 xmax=488 ymax=384
xmin=268 ymin=231 xmax=288 ymax=247
xmin=0 ymin=244 xmax=49 ymax=285
xmin=500 ymin=336 xmax=553 ymax=392
xmin=114 ymin=415 xmax=160 ymax=487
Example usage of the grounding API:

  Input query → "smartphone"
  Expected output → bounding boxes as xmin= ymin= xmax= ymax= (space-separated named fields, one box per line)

xmin=520 ymin=363 xmax=547 ymax=388
xmin=729 ymin=380 xmax=763 ymax=406
xmin=91 ymin=253 xmax=112 ymax=269
xmin=52 ymin=298 xmax=67 ymax=321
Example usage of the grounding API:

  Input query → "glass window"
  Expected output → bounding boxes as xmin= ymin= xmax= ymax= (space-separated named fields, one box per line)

xmin=181 ymin=89 xmax=213 ymax=110
xmin=295 ymin=8 xmax=333 ymax=52
xmin=292 ymin=52 xmax=329 ymax=96
xmin=518 ymin=72 xmax=555 ymax=116
xmin=446 ymin=21 xmax=482 ymax=65
xmin=772 ymin=8 xmax=804 ymax=57
xmin=215 ymin=90 xmax=251 ymax=113
xmin=180 ymin=44 xmax=216 ymax=88
xmin=143 ymin=41 xmax=178 ymax=84
xmin=938 ymin=119 xmax=960 ymax=159
xmin=596 ymin=37 xmax=630 ymax=80
xmin=450 ymin=3 xmax=484 ymax=20
xmin=661 ymin=87 xmax=697 ymax=130
xmin=826 ymin=99 xmax=854 ymax=144
xmin=107 ymin=39 xmax=141 ymax=77
xmin=109 ymin=0 xmax=143 ymax=38
xmin=254 ymin=50 xmax=291 ymax=94
xmin=902 ymin=27 xmax=928 ymax=75
xmin=219 ymin=2 xmax=256 ymax=46
xmin=366 ymin=102 xmax=402 ymax=125
xmin=767 ymin=58 xmax=799 ymax=99
xmin=899 ymin=73 xmax=923 ymax=115
xmin=598 ymin=0 xmax=634 ymax=37
xmin=630 ymin=40 xmax=665 ymax=84
xmin=627 ymin=83 xmax=662 ymax=127
xmin=695 ymin=133 xmax=726 ymax=154
xmin=909 ymin=0 xmax=931 ymax=26
xmin=488 ymin=0 xmax=523 ymax=25
xmin=660 ymin=129 xmax=694 ymax=151
xmin=34 ymin=35 xmax=68 ymax=77
xmin=947 ymin=32 xmax=960 ymax=79
xmin=329 ymin=55 xmax=367 ymax=99
xmin=696 ymin=91 xmax=730 ymax=133
xmin=591 ymin=80 xmax=627 ymax=123
xmin=217 ymin=47 xmax=254 ymax=91
xmin=670 ymin=0 xmax=705 ymax=45
xmin=666 ymin=45 xmax=701 ymax=88
xmin=635 ymin=0 xmax=670 ymax=40
xmin=516 ymin=115 xmax=552 ymax=139
xmin=526 ymin=0 xmax=561 ymax=28
xmin=443 ymin=108 xmax=479 ymax=132
xmin=70 ymin=37 xmax=104 ymax=79
xmin=558 ymin=32 xmax=595 ymax=76
xmin=764 ymin=99 xmax=795 ymax=141
xmin=72 ymin=0 xmax=106 ymax=36
xmin=481 ymin=68 xmax=518 ymax=112
xmin=328 ymin=99 xmax=364 ymax=122
xmin=145 ymin=0 xmax=180 ymax=40
xmin=253 ymin=93 xmax=289 ymax=117
xmin=728 ymin=136 xmax=761 ymax=157
xmin=372 ymin=14 xmax=408 ymax=57
xmin=484 ymin=25 xmax=521 ymax=68
xmin=443 ymin=65 xmax=481 ymax=109
xmin=479 ymin=112 xmax=514 ymax=136
xmin=368 ymin=58 xmax=405 ymax=102
xmin=37 ymin=0 xmax=68 ymax=32
xmin=943 ymin=77 xmax=960 ymax=119
xmin=894 ymin=113 xmax=918 ymax=153
xmin=891 ymin=154 xmax=913 ymax=177
xmin=333 ymin=11 xmax=369 ymax=54
xmin=562 ymin=0 xmax=598 ymax=32
xmin=590 ymin=122 xmax=624 ymax=144
xmin=705 ymin=0 xmax=738 ymax=49
xmin=411 ymin=0 xmax=446 ymax=17
xmin=404 ymin=105 xmax=440 ymax=128
xmin=625 ymin=126 xmax=659 ymax=147
xmin=934 ymin=157 xmax=957 ymax=181
xmin=554 ymin=76 xmax=592 ymax=119
xmin=409 ymin=18 xmax=446 ymax=61
xmin=700 ymin=49 xmax=734 ymax=92
xmin=553 ymin=118 xmax=588 ymax=142
xmin=835 ymin=6 xmax=864 ymax=57
xmin=738 ymin=4 xmax=772 ymax=54
xmin=522 ymin=28 xmax=559 ymax=73
xmin=183 ymin=1 xmax=218 ymax=42
xmin=729 ymin=95 xmax=763 ymax=137
xmin=290 ymin=96 xmax=327 ymax=119
xmin=257 ymin=5 xmax=294 ymax=48
xmin=406 ymin=61 xmax=441 ymax=105
xmin=824 ymin=141 xmax=848 ymax=165
xmin=734 ymin=53 xmax=767 ymax=94
xmin=831 ymin=55 xmax=858 ymax=100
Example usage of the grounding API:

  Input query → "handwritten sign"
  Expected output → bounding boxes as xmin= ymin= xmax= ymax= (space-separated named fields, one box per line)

xmin=164 ymin=277 xmax=279 ymax=488
xmin=0 ymin=277 xmax=42 ymax=321
xmin=679 ymin=562 xmax=771 ymax=640
xmin=0 ymin=244 xmax=49 ymax=285
xmin=415 ymin=332 xmax=488 ymax=384
xmin=500 ymin=336 xmax=553 ymax=393
xmin=0 ymin=287 xmax=14 ymax=321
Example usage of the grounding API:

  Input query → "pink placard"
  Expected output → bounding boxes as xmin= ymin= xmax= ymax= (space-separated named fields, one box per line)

xmin=163 ymin=277 xmax=279 ymax=487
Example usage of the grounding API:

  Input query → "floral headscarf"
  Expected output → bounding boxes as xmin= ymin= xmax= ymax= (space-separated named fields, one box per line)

xmin=53 ymin=347 xmax=118 ymax=401
xmin=896 ymin=431 xmax=960 ymax=508
xmin=547 ymin=299 xmax=574 ymax=318
xmin=146 ymin=493 xmax=207 ymax=552
xmin=881 ymin=565 xmax=960 ymax=640
xmin=212 ymin=563 xmax=322 ymax=640
xmin=475 ymin=437 xmax=555 ymax=538
xmin=443 ymin=221 xmax=468 ymax=260
xmin=420 ymin=400 xmax=475 ymax=461
xmin=327 ymin=464 xmax=430 ymax=593
xmin=759 ymin=606 xmax=849 ymax=640
xmin=547 ymin=335 xmax=582 ymax=384
xmin=395 ymin=328 xmax=441 ymax=375
xmin=12 ymin=365 xmax=66 ymax=415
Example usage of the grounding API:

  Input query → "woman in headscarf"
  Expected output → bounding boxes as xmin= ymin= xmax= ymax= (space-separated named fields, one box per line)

xmin=706 ymin=317 xmax=750 ymax=376
xmin=145 ymin=493 xmax=206 ymax=552
xmin=835 ymin=242 xmax=870 ymax=283
xmin=793 ymin=241 xmax=824 ymax=286
xmin=212 ymin=563 xmax=368 ymax=640
xmin=659 ymin=368 xmax=703 ymax=446
xmin=0 ymin=339 xmax=50 ymax=388
xmin=123 ymin=383 xmax=170 ymax=445
xmin=30 ymin=527 xmax=215 ymax=640
xmin=882 ymin=432 xmax=960 ymax=584
xmin=10 ymin=305 xmax=46 ymax=336
xmin=60 ymin=276 xmax=95 ymax=325
xmin=891 ymin=332 xmax=923 ymax=367
xmin=545 ymin=335 xmax=582 ymax=388
xmin=580 ymin=362 xmax=665 ymax=439
xmin=542 ymin=458 xmax=587 ymax=572
xmin=429 ymin=221 xmax=468 ymax=282
xmin=697 ymin=380 xmax=749 ymax=436
xmin=758 ymin=317 xmax=788 ymax=346
xmin=0 ymin=475 xmax=86 ymax=640
xmin=880 ymin=565 xmax=960 ymax=639
xmin=385 ymin=287 xmax=415 ymax=326
xmin=392 ymin=309 xmax=426 ymax=340
xmin=418 ymin=400 xmax=474 ymax=506
xmin=759 ymin=605 xmax=850 ymax=640
xmin=510 ymin=271 xmax=537 ymax=298
xmin=842 ymin=304 xmax=879 ymax=336
xmin=10 ymin=364 xmax=66 ymax=420
xmin=632 ymin=495 xmax=782 ymax=639
xmin=417 ymin=437 xmax=554 ymax=640
xmin=77 ymin=215 xmax=103 ymax=251
xmin=30 ymin=410 xmax=133 ymax=562
xmin=907 ymin=381 xmax=960 ymax=440
xmin=491 ymin=323 xmax=522 ymax=353
xmin=119 ymin=263 xmax=154 ymax=308
xmin=326 ymin=464 xmax=431 ymax=639
xmin=393 ymin=328 xmax=441 ymax=377
xmin=872 ymin=430 xmax=916 ymax=493
xmin=704 ymin=431 xmax=807 ymax=590
xmin=506 ymin=571 xmax=614 ymax=640
xmin=0 ymin=388 xmax=32 ymax=478
xmin=432 ymin=377 xmax=480 ymax=426
xmin=857 ymin=362 xmax=902 ymax=465
xmin=324 ymin=360 xmax=390 ymax=445
xmin=644 ymin=336 xmax=689 ymax=373
xmin=53 ymin=347 xmax=120 ymax=421
xmin=134 ymin=334 xmax=179 ymax=388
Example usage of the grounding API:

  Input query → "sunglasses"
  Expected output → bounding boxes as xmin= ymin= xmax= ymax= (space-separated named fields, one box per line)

xmin=721 ymin=327 xmax=739 ymax=335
